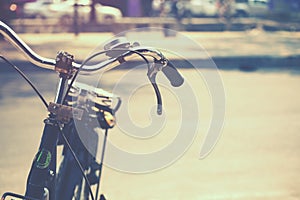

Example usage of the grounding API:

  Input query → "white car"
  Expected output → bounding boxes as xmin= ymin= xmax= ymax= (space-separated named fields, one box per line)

xmin=23 ymin=0 xmax=53 ymax=19
xmin=178 ymin=0 xmax=218 ymax=17
xmin=23 ymin=0 xmax=122 ymax=24
xmin=234 ymin=0 xmax=269 ymax=17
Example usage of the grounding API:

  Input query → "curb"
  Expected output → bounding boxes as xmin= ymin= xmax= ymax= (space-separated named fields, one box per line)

xmin=1 ymin=56 xmax=299 ymax=73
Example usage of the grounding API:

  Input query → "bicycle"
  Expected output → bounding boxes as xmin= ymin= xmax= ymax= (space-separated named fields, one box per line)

xmin=0 ymin=21 xmax=184 ymax=200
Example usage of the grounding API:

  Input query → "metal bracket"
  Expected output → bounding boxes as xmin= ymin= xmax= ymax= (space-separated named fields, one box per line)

xmin=55 ymin=51 xmax=75 ymax=78
xmin=48 ymin=102 xmax=83 ymax=124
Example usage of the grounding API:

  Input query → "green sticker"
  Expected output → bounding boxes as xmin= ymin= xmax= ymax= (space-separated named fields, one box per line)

xmin=35 ymin=149 xmax=51 ymax=169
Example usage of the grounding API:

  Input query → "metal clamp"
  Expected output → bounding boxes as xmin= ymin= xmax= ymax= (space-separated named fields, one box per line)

xmin=48 ymin=102 xmax=83 ymax=124
xmin=55 ymin=51 xmax=75 ymax=78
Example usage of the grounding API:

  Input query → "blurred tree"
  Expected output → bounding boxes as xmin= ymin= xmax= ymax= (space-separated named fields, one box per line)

xmin=217 ymin=0 xmax=234 ymax=30
xmin=217 ymin=0 xmax=234 ymax=19
xmin=141 ymin=0 xmax=152 ymax=17
xmin=90 ymin=0 xmax=96 ymax=22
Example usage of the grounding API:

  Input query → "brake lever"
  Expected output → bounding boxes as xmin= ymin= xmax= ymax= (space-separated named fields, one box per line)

xmin=147 ymin=63 xmax=163 ymax=115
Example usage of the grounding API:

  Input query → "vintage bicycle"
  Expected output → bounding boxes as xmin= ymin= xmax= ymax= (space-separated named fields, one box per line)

xmin=0 ymin=21 xmax=183 ymax=200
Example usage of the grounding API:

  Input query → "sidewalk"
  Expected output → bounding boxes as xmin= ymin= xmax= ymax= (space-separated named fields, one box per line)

xmin=1 ymin=30 xmax=300 ymax=71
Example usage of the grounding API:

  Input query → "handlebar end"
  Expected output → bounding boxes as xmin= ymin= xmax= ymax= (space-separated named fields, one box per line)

xmin=162 ymin=62 xmax=184 ymax=87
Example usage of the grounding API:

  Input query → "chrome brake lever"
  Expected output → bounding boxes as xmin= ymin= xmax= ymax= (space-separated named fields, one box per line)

xmin=104 ymin=37 xmax=140 ymax=58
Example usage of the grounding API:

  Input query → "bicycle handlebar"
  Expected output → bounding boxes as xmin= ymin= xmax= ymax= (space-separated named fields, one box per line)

xmin=0 ymin=21 xmax=56 ymax=69
xmin=0 ymin=21 xmax=183 ymax=86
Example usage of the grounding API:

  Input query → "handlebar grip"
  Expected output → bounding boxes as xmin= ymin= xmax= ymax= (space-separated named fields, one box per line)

xmin=162 ymin=62 xmax=184 ymax=87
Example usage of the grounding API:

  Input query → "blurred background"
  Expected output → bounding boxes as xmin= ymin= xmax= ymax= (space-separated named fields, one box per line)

xmin=0 ymin=0 xmax=299 ymax=33
xmin=1 ymin=0 xmax=300 ymax=199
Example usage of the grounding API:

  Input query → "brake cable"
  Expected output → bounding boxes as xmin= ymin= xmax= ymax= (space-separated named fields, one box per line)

xmin=0 ymin=55 xmax=49 ymax=108
xmin=0 ymin=55 xmax=95 ymax=200
xmin=62 ymin=48 xmax=151 ymax=104
xmin=56 ymin=121 xmax=96 ymax=200
xmin=148 ymin=74 xmax=163 ymax=115
xmin=62 ymin=48 xmax=166 ymax=116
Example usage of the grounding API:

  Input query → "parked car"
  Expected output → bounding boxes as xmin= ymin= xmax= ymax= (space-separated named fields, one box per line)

xmin=177 ymin=0 xmax=219 ymax=18
xmin=23 ymin=0 xmax=52 ymax=19
xmin=23 ymin=0 xmax=122 ymax=24
xmin=234 ymin=0 xmax=269 ymax=17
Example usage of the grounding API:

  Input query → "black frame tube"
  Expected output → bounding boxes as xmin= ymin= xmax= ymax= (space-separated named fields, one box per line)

xmin=25 ymin=76 xmax=69 ymax=200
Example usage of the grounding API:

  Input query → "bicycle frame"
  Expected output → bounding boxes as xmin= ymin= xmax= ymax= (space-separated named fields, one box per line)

xmin=1 ymin=71 xmax=72 ymax=200
xmin=25 ymin=56 xmax=74 ymax=199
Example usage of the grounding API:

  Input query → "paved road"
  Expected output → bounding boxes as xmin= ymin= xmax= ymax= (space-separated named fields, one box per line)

xmin=0 ymin=30 xmax=300 ymax=199
xmin=0 ymin=67 xmax=300 ymax=199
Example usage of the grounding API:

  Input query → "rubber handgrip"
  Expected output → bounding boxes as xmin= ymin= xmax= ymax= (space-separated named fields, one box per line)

xmin=162 ymin=62 xmax=184 ymax=87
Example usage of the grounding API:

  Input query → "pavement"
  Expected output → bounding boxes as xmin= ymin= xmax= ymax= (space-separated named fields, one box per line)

xmin=1 ymin=29 xmax=300 ymax=199
xmin=1 ymin=67 xmax=300 ymax=199
xmin=0 ymin=29 xmax=300 ymax=72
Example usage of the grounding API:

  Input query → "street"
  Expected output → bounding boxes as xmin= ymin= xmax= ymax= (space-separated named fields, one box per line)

xmin=1 ymin=0 xmax=300 ymax=196
xmin=0 ymin=67 xmax=300 ymax=199
xmin=0 ymin=22 xmax=300 ymax=199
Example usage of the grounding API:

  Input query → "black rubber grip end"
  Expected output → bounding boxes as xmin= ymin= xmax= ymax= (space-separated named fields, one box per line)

xmin=162 ymin=63 xmax=184 ymax=87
